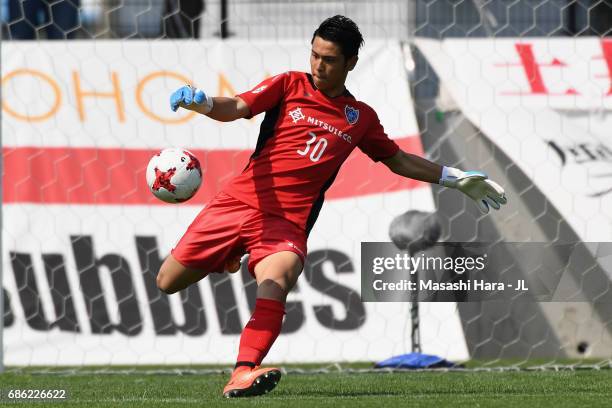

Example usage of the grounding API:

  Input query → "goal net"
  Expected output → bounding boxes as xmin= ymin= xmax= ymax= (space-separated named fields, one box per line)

xmin=2 ymin=0 xmax=611 ymax=368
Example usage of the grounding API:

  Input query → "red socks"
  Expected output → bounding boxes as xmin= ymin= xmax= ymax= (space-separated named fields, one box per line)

xmin=236 ymin=298 xmax=285 ymax=366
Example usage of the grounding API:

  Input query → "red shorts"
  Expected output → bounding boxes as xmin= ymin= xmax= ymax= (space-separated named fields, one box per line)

xmin=172 ymin=192 xmax=307 ymax=275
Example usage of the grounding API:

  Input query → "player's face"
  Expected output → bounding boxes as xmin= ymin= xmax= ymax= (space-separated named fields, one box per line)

xmin=310 ymin=36 xmax=357 ymax=96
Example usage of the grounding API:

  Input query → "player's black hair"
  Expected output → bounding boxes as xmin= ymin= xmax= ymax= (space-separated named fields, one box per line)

xmin=311 ymin=15 xmax=364 ymax=60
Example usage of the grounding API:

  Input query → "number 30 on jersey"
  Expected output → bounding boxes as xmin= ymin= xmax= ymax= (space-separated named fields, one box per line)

xmin=297 ymin=132 xmax=328 ymax=162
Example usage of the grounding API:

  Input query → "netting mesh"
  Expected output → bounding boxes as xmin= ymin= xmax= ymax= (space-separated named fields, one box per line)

xmin=2 ymin=0 xmax=612 ymax=370
xmin=411 ymin=0 xmax=612 ymax=365
xmin=1 ymin=0 xmax=413 ymax=40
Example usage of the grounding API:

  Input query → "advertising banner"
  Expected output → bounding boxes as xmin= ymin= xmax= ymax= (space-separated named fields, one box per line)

xmin=2 ymin=40 xmax=468 ymax=364
xmin=417 ymin=37 xmax=612 ymax=243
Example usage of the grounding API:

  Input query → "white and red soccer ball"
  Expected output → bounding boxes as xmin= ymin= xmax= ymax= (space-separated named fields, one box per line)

xmin=146 ymin=148 xmax=203 ymax=203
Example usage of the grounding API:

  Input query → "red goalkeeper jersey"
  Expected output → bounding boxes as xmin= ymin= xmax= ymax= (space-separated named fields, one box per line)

xmin=223 ymin=71 xmax=400 ymax=233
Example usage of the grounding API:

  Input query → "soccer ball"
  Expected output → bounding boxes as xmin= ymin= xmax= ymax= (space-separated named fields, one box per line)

xmin=146 ymin=148 xmax=203 ymax=203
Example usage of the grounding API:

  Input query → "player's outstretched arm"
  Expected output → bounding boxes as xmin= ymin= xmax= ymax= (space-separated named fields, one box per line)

xmin=382 ymin=150 xmax=507 ymax=214
xmin=169 ymin=85 xmax=250 ymax=122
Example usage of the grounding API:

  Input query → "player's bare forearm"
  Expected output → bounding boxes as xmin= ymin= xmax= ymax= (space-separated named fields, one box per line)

xmin=180 ymin=96 xmax=250 ymax=122
xmin=382 ymin=150 xmax=442 ymax=184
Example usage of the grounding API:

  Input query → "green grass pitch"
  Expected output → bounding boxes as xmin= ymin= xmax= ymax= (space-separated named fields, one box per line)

xmin=1 ymin=367 xmax=611 ymax=407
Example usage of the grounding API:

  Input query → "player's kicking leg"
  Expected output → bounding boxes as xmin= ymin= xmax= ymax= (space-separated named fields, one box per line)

xmin=157 ymin=254 xmax=207 ymax=294
xmin=157 ymin=252 xmax=243 ymax=294
xmin=223 ymin=250 xmax=302 ymax=398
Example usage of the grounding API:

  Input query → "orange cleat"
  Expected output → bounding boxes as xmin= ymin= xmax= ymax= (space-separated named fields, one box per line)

xmin=222 ymin=366 xmax=282 ymax=398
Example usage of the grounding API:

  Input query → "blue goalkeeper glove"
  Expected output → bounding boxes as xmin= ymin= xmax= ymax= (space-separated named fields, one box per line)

xmin=169 ymin=85 xmax=213 ymax=113
xmin=440 ymin=167 xmax=507 ymax=214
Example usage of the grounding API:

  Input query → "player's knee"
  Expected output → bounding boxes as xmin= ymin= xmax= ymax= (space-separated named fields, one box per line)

xmin=254 ymin=252 xmax=303 ymax=301
xmin=156 ymin=269 xmax=178 ymax=295
xmin=257 ymin=279 xmax=290 ymax=302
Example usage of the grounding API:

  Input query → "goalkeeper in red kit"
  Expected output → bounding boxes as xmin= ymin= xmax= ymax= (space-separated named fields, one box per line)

xmin=157 ymin=15 xmax=507 ymax=398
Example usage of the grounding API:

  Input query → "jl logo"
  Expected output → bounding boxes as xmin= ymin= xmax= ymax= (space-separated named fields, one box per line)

xmin=345 ymin=105 xmax=359 ymax=125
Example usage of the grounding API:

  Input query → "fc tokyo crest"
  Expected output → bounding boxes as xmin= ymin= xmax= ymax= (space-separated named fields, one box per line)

xmin=344 ymin=105 xmax=359 ymax=125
